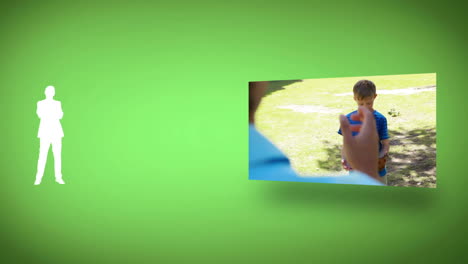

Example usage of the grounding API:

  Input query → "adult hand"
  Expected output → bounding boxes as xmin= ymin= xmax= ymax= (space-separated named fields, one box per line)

xmin=339 ymin=106 xmax=379 ymax=179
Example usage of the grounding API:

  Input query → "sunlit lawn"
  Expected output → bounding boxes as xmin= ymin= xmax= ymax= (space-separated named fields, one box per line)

xmin=256 ymin=73 xmax=436 ymax=188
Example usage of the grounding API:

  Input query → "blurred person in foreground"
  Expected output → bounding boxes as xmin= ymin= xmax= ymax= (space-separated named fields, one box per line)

xmin=249 ymin=81 xmax=382 ymax=186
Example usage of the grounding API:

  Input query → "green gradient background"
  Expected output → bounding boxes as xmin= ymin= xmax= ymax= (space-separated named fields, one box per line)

xmin=1 ymin=0 xmax=466 ymax=263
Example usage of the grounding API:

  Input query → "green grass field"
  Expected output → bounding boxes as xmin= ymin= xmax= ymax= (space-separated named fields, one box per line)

xmin=256 ymin=73 xmax=436 ymax=188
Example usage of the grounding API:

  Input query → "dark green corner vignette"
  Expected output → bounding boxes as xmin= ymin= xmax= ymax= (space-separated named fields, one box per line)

xmin=1 ymin=0 xmax=467 ymax=263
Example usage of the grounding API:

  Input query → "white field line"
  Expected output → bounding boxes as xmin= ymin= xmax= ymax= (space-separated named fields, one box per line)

xmin=334 ymin=85 xmax=436 ymax=96
xmin=277 ymin=105 xmax=341 ymax=114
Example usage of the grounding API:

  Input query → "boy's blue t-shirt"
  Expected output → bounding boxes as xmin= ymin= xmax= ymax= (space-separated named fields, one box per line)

xmin=338 ymin=110 xmax=389 ymax=176
xmin=338 ymin=110 xmax=389 ymax=149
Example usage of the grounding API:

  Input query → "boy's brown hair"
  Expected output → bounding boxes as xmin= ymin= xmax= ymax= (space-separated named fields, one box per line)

xmin=353 ymin=80 xmax=376 ymax=100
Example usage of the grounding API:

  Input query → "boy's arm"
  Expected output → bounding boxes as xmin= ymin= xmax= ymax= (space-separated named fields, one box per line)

xmin=379 ymin=139 xmax=390 ymax=157
xmin=378 ymin=115 xmax=390 ymax=157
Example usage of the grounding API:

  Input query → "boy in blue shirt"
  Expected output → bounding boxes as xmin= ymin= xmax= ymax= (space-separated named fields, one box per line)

xmin=338 ymin=80 xmax=390 ymax=184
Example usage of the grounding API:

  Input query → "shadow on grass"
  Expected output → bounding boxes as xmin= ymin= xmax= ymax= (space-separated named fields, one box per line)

xmin=263 ymin=80 xmax=303 ymax=97
xmin=387 ymin=128 xmax=436 ymax=188
xmin=316 ymin=140 xmax=342 ymax=172
xmin=316 ymin=127 xmax=436 ymax=188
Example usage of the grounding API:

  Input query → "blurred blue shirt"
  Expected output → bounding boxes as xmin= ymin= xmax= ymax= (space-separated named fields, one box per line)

xmin=249 ymin=124 xmax=383 ymax=186
xmin=337 ymin=110 xmax=389 ymax=151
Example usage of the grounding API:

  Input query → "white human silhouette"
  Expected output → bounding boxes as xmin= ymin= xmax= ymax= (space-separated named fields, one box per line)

xmin=35 ymin=86 xmax=65 ymax=185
